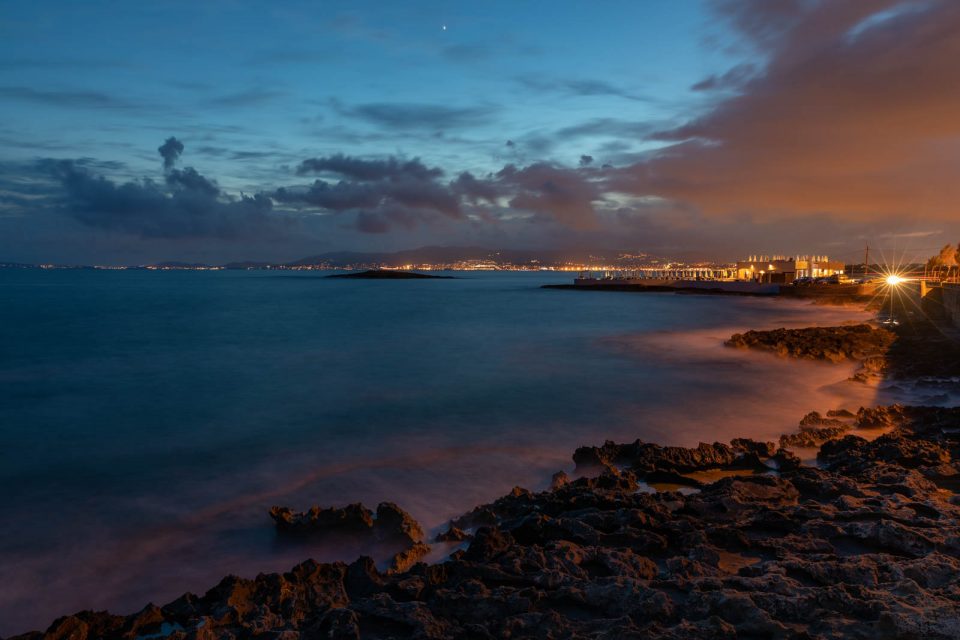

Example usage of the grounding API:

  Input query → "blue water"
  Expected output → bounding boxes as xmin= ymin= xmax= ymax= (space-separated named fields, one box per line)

xmin=0 ymin=269 xmax=878 ymax=633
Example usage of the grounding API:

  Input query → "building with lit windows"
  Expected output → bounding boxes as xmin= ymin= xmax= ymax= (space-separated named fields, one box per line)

xmin=735 ymin=255 xmax=845 ymax=283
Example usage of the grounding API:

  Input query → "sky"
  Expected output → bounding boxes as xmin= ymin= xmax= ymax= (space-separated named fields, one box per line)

xmin=1 ymin=0 xmax=959 ymax=264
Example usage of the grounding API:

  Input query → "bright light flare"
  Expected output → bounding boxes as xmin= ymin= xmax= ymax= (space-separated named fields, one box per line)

xmin=886 ymin=274 xmax=905 ymax=286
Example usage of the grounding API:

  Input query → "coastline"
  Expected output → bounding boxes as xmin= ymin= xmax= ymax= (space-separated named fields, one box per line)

xmin=8 ymin=303 xmax=960 ymax=639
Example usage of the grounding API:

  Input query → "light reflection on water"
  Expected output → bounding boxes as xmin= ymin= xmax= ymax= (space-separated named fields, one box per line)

xmin=0 ymin=269 xmax=895 ymax=633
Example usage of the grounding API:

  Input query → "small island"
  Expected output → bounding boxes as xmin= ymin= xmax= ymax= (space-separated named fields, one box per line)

xmin=325 ymin=269 xmax=455 ymax=280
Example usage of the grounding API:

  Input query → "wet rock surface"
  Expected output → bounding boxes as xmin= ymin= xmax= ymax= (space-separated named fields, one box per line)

xmin=270 ymin=502 xmax=425 ymax=546
xmin=726 ymin=324 xmax=895 ymax=363
xmin=13 ymin=404 xmax=960 ymax=640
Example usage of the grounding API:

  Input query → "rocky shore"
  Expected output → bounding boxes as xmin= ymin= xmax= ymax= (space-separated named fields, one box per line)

xmin=9 ymin=322 xmax=960 ymax=640
xmin=725 ymin=324 xmax=895 ymax=363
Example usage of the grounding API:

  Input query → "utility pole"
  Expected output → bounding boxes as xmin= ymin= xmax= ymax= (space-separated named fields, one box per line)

xmin=863 ymin=241 xmax=870 ymax=276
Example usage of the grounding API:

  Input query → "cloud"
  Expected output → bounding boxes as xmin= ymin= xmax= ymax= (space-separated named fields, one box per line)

xmin=207 ymin=89 xmax=286 ymax=107
xmin=279 ymin=154 xmax=614 ymax=233
xmin=355 ymin=210 xmax=391 ymax=233
xmin=690 ymin=63 xmax=757 ymax=91
xmin=0 ymin=86 xmax=131 ymax=109
xmin=452 ymin=171 xmax=501 ymax=203
xmin=276 ymin=154 xmax=462 ymax=231
xmin=614 ymin=0 xmax=960 ymax=220
xmin=295 ymin=154 xmax=443 ymax=181
xmin=516 ymin=76 xmax=651 ymax=102
xmin=494 ymin=163 xmax=605 ymax=229
xmin=45 ymin=159 xmax=282 ymax=239
xmin=554 ymin=118 xmax=660 ymax=140
xmin=165 ymin=167 xmax=219 ymax=197
xmin=158 ymin=137 xmax=184 ymax=170
xmin=31 ymin=140 xmax=295 ymax=240
xmin=333 ymin=101 xmax=497 ymax=130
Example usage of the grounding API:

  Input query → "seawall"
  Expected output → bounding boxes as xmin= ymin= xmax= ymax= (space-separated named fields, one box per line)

xmin=556 ymin=278 xmax=780 ymax=295
xmin=941 ymin=283 xmax=960 ymax=329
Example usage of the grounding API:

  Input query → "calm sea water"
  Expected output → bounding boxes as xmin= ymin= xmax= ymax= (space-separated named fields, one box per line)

xmin=0 ymin=269 xmax=882 ymax=634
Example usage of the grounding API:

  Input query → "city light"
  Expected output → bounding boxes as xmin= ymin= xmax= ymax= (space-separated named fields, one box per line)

xmin=886 ymin=274 xmax=905 ymax=286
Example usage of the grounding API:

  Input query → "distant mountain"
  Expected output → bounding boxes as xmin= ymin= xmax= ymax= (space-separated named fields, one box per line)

xmin=221 ymin=261 xmax=275 ymax=269
xmin=286 ymin=245 xmax=630 ymax=267
xmin=5 ymin=246 xmax=667 ymax=271
xmin=151 ymin=261 xmax=213 ymax=268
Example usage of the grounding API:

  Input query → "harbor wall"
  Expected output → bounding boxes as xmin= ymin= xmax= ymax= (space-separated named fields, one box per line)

xmin=941 ymin=284 xmax=960 ymax=329
xmin=572 ymin=278 xmax=780 ymax=295
xmin=779 ymin=283 xmax=877 ymax=300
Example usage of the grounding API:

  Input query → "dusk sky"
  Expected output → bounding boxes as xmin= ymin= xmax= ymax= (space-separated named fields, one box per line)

xmin=2 ymin=0 xmax=959 ymax=264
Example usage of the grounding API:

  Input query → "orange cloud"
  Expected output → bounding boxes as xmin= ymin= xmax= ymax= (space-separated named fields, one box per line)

xmin=616 ymin=0 xmax=960 ymax=220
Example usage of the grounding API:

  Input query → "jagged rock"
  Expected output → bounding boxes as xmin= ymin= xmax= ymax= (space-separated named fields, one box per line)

xmin=549 ymin=470 xmax=570 ymax=490
xmin=827 ymin=408 xmax=856 ymax=418
xmin=374 ymin=502 xmax=425 ymax=545
xmin=799 ymin=410 xmax=848 ymax=428
xmin=268 ymin=501 xmax=425 ymax=547
xmin=726 ymin=324 xmax=895 ymax=362
xmin=780 ymin=424 xmax=851 ymax=448
xmin=575 ymin=439 xmax=769 ymax=477
xmin=269 ymin=503 xmax=374 ymax=534
xmin=856 ymin=404 xmax=909 ymax=428
xmin=819 ymin=433 xmax=951 ymax=472
xmin=15 ymin=404 xmax=960 ymax=640
xmin=769 ymin=448 xmax=803 ymax=471
xmin=387 ymin=542 xmax=431 ymax=574
xmin=852 ymin=353 xmax=889 ymax=381
xmin=730 ymin=438 xmax=777 ymax=458
xmin=435 ymin=526 xmax=471 ymax=543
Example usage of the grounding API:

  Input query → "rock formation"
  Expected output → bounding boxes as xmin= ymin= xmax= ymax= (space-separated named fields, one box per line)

xmin=726 ymin=324 xmax=895 ymax=363
xmin=13 ymin=405 xmax=960 ymax=639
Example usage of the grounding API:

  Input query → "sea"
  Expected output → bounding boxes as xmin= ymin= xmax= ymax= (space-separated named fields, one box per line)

xmin=0 ymin=268 xmax=902 ymax=634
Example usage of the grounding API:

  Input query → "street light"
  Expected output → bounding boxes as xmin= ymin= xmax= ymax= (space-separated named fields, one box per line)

xmin=883 ymin=273 xmax=905 ymax=325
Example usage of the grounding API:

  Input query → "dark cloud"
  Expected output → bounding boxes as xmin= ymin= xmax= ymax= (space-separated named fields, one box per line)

xmin=355 ymin=211 xmax=390 ymax=233
xmin=296 ymin=154 xmax=443 ymax=181
xmin=280 ymin=154 xmax=611 ymax=233
xmin=193 ymin=146 xmax=283 ymax=162
xmin=158 ymin=137 xmax=184 ymax=170
xmin=579 ymin=155 xmax=594 ymax=167
xmin=165 ymin=167 xmax=219 ymax=197
xmin=515 ymin=76 xmax=651 ymax=102
xmin=614 ymin=0 xmax=960 ymax=221
xmin=554 ymin=118 xmax=659 ymax=139
xmin=207 ymin=89 xmax=286 ymax=107
xmin=354 ymin=208 xmax=429 ymax=234
xmin=275 ymin=180 xmax=386 ymax=212
xmin=16 ymin=140 xmax=298 ymax=241
xmin=690 ymin=63 xmax=757 ymax=91
xmin=494 ymin=163 xmax=604 ymax=229
xmin=333 ymin=101 xmax=497 ymax=130
xmin=276 ymin=154 xmax=462 ymax=231
xmin=40 ymin=158 xmax=281 ymax=239
xmin=452 ymin=171 xmax=500 ymax=203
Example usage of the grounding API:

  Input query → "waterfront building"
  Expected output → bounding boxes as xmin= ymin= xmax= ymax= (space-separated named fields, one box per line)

xmin=735 ymin=255 xmax=845 ymax=283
